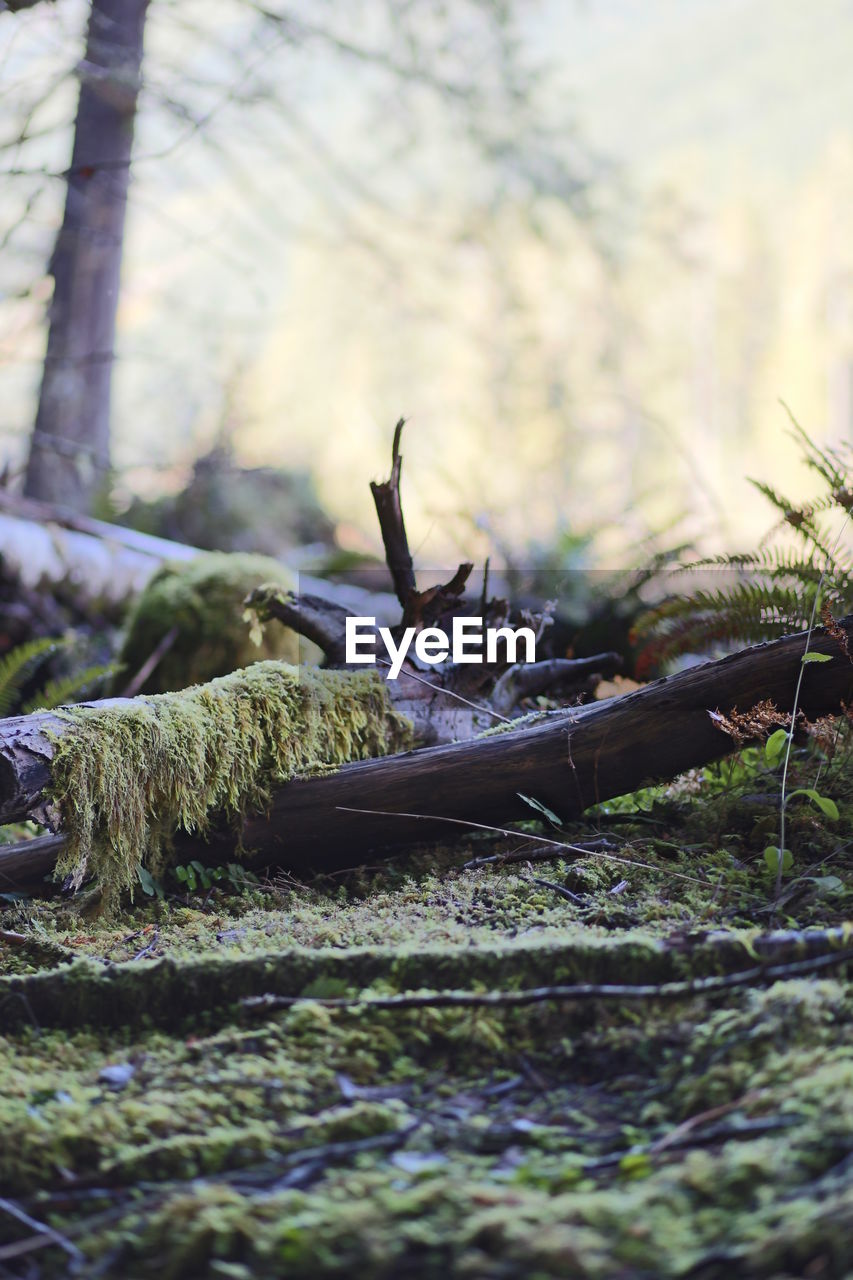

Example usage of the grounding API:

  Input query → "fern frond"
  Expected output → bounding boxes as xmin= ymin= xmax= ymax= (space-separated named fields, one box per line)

xmin=635 ymin=421 xmax=853 ymax=672
xmin=23 ymin=664 xmax=116 ymax=715
xmin=634 ymin=579 xmax=822 ymax=673
xmin=747 ymin=479 xmax=801 ymax=521
xmin=783 ymin=408 xmax=850 ymax=490
xmin=0 ymin=637 xmax=60 ymax=718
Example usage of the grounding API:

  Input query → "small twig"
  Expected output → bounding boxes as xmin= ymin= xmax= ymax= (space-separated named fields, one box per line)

xmin=132 ymin=928 xmax=159 ymax=961
xmin=120 ymin=625 xmax=179 ymax=698
xmin=258 ymin=1120 xmax=420 ymax=1191
xmin=464 ymin=837 xmax=616 ymax=869
xmin=0 ymin=1197 xmax=82 ymax=1265
xmin=648 ymin=1092 xmax=762 ymax=1153
xmin=529 ymin=876 xmax=587 ymax=904
xmin=168 ymin=1122 xmax=420 ymax=1195
xmin=241 ymin=947 xmax=853 ymax=1016
xmin=336 ymin=807 xmax=763 ymax=899
xmin=376 ymin=657 xmax=513 ymax=723
xmin=586 ymin=1115 xmax=800 ymax=1172
xmin=479 ymin=556 xmax=490 ymax=615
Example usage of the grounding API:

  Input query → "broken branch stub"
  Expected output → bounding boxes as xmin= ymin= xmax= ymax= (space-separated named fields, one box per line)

xmin=369 ymin=418 xmax=417 ymax=608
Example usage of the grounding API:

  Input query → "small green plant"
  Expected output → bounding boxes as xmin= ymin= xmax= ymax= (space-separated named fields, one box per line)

xmin=0 ymin=634 xmax=115 ymax=717
xmin=137 ymin=860 xmax=258 ymax=900
xmin=702 ymin=747 xmax=764 ymax=792
xmin=592 ymin=784 xmax=667 ymax=815
xmin=0 ymin=637 xmax=59 ymax=717
xmin=633 ymin=415 xmax=853 ymax=672
xmin=175 ymin=860 xmax=260 ymax=894
xmin=175 ymin=860 xmax=219 ymax=893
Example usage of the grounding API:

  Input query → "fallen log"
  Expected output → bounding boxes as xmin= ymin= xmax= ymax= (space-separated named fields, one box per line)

xmin=1 ymin=615 xmax=851 ymax=886
xmin=236 ymin=614 xmax=853 ymax=867
xmin=0 ymin=834 xmax=64 ymax=888
xmin=0 ymin=924 xmax=849 ymax=1033
xmin=0 ymin=489 xmax=399 ymax=620
xmin=0 ymin=490 xmax=195 ymax=609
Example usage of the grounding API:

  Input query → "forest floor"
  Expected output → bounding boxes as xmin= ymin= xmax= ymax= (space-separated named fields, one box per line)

xmin=0 ymin=743 xmax=852 ymax=1278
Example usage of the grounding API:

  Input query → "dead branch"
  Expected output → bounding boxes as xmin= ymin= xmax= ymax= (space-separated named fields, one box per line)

xmin=241 ymin=947 xmax=853 ymax=1014
xmin=244 ymin=588 xmax=353 ymax=665
xmin=490 ymin=655 xmax=622 ymax=715
xmin=369 ymin=418 xmax=416 ymax=607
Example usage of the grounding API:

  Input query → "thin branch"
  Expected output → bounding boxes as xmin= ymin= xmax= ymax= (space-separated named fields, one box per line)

xmin=335 ymin=806 xmax=764 ymax=899
xmin=119 ymin=624 xmax=178 ymax=698
xmin=0 ymin=1197 xmax=82 ymax=1266
xmin=375 ymin=657 xmax=513 ymax=723
xmin=244 ymin=587 xmax=352 ymax=663
xmin=241 ymin=947 xmax=853 ymax=1015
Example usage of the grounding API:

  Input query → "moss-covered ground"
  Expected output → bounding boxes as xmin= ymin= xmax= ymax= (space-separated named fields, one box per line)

xmin=1 ymin=740 xmax=852 ymax=1277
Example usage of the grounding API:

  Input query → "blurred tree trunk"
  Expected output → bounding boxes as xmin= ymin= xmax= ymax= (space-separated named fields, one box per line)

xmin=24 ymin=0 xmax=149 ymax=514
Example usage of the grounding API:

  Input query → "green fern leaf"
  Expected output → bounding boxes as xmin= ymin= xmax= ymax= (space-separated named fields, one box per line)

xmin=23 ymin=664 xmax=117 ymax=714
xmin=0 ymin=637 xmax=60 ymax=718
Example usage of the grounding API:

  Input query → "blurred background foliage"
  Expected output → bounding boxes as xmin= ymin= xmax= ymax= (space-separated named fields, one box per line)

xmin=1 ymin=0 xmax=852 ymax=573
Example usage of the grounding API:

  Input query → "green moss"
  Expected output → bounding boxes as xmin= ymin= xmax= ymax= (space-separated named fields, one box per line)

xmin=117 ymin=553 xmax=313 ymax=694
xmin=2 ymin=750 xmax=853 ymax=1277
xmin=47 ymin=662 xmax=413 ymax=903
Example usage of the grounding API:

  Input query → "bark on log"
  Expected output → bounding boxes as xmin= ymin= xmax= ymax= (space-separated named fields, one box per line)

xmin=234 ymin=616 xmax=853 ymax=870
xmin=1 ymin=617 xmax=852 ymax=882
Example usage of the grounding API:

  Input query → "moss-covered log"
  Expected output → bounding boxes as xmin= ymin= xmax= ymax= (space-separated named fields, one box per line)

xmin=1 ymin=925 xmax=850 ymax=1034
xmin=0 ymin=664 xmax=413 ymax=900
xmin=1 ymin=614 xmax=853 ymax=892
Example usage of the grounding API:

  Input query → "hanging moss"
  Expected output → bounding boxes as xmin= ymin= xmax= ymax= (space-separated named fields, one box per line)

xmin=47 ymin=662 xmax=413 ymax=904
xmin=116 ymin=553 xmax=312 ymax=694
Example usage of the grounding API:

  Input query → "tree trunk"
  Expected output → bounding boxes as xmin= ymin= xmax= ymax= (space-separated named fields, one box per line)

xmin=24 ymin=0 xmax=149 ymax=514
xmin=1 ymin=617 xmax=851 ymax=883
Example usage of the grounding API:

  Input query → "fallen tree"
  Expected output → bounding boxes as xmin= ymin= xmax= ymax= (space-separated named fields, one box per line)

xmin=237 ymin=613 xmax=853 ymax=867
xmin=0 ymin=488 xmax=399 ymax=621
xmin=1 ymin=612 xmax=852 ymax=889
